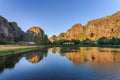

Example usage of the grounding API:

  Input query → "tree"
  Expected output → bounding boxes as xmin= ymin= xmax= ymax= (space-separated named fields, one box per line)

xmin=82 ymin=38 xmax=94 ymax=46
xmin=97 ymin=37 xmax=109 ymax=45
xmin=71 ymin=39 xmax=81 ymax=45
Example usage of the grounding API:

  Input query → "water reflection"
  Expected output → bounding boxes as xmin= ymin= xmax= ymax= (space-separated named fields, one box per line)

xmin=0 ymin=48 xmax=48 ymax=73
xmin=0 ymin=47 xmax=120 ymax=80
xmin=0 ymin=54 xmax=23 ymax=73
xmin=25 ymin=48 xmax=48 ymax=64
xmin=49 ymin=47 xmax=120 ymax=65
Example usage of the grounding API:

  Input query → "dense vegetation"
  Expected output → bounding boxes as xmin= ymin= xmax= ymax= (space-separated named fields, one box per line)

xmin=51 ymin=37 xmax=120 ymax=46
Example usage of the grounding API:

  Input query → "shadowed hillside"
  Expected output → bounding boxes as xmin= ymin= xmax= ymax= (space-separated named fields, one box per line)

xmin=0 ymin=16 xmax=25 ymax=42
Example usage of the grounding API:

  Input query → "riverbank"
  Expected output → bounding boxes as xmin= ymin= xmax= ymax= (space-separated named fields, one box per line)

xmin=0 ymin=44 xmax=120 ymax=57
xmin=0 ymin=45 xmax=44 ymax=57
xmin=46 ymin=45 xmax=120 ymax=48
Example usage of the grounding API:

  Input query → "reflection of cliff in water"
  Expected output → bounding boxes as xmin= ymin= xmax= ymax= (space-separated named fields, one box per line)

xmin=49 ymin=47 xmax=61 ymax=54
xmin=49 ymin=47 xmax=80 ymax=54
xmin=50 ymin=47 xmax=120 ymax=65
xmin=25 ymin=48 xmax=48 ymax=64
xmin=0 ymin=54 xmax=23 ymax=73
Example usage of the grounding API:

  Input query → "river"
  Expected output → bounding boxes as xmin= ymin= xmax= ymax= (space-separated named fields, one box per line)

xmin=0 ymin=47 xmax=120 ymax=80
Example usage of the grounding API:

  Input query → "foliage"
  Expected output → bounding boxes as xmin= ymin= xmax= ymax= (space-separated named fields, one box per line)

xmin=42 ymin=35 xmax=51 ymax=45
xmin=0 ymin=39 xmax=11 ymax=44
xmin=97 ymin=37 xmax=120 ymax=45
xmin=97 ymin=37 xmax=110 ymax=45
xmin=82 ymin=38 xmax=95 ymax=46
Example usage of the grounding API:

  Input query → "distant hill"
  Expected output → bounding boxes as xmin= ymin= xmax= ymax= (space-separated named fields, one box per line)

xmin=24 ymin=26 xmax=49 ymax=44
xmin=50 ymin=11 xmax=120 ymax=42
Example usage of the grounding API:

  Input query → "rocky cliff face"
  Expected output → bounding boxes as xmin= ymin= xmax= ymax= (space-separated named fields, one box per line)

xmin=0 ymin=16 xmax=49 ymax=44
xmin=65 ymin=24 xmax=84 ymax=40
xmin=51 ymin=11 xmax=120 ymax=41
xmin=50 ymin=24 xmax=84 ymax=42
xmin=0 ymin=16 xmax=25 ymax=42
xmin=84 ymin=11 xmax=120 ymax=40
xmin=25 ymin=26 xmax=48 ymax=44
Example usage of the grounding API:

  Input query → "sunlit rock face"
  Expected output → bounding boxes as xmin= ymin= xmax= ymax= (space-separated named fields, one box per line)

xmin=28 ymin=26 xmax=44 ymax=35
xmin=84 ymin=11 xmax=120 ymax=40
xmin=50 ymin=11 xmax=120 ymax=41
xmin=49 ymin=35 xmax=57 ymax=43
xmin=54 ymin=24 xmax=84 ymax=40
xmin=0 ymin=16 xmax=25 ymax=41
xmin=25 ymin=26 xmax=48 ymax=44
xmin=65 ymin=24 xmax=84 ymax=40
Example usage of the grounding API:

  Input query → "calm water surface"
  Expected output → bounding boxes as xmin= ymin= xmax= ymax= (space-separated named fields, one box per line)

xmin=0 ymin=47 xmax=120 ymax=80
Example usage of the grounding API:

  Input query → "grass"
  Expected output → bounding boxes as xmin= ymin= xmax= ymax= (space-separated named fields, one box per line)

xmin=0 ymin=45 xmax=36 ymax=51
xmin=0 ymin=45 xmax=44 ymax=57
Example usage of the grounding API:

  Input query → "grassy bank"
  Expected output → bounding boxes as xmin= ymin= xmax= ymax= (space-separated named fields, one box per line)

xmin=0 ymin=45 xmax=37 ymax=51
xmin=0 ymin=45 xmax=44 ymax=57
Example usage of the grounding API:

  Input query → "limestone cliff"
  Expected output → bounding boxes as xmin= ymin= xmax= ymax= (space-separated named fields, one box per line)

xmin=50 ymin=11 xmax=120 ymax=41
xmin=25 ymin=26 xmax=49 ymax=44
xmin=0 ymin=16 xmax=25 ymax=42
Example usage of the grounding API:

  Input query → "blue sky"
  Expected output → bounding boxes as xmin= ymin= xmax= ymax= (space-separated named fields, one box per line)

xmin=0 ymin=0 xmax=120 ymax=37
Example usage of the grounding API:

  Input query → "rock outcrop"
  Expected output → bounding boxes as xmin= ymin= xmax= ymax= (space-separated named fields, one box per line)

xmin=50 ymin=11 xmax=120 ymax=42
xmin=0 ymin=16 xmax=25 ymax=42
xmin=0 ymin=16 xmax=49 ymax=44
xmin=65 ymin=24 xmax=84 ymax=40
xmin=84 ymin=11 xmax=120 ymax=40
xmin=25 ymin=26 xmax=49 ymax=44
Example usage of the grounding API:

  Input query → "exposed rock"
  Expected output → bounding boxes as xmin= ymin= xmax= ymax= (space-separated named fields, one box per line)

xmin=51 ymin=11 xmax=120 ymax=41
xmin=49 ymin=35 xmax=57 ymax=43
xmin=0 ymin=16 xmax=49 ymax=44
xmin=50 ymin=23 xmax=84 ymax=42
xmin=65 ymin=24 xmax=84 ymax=40
xmin=84 ymin=11 xmax=120 ymax=40
xmin=0 ymin=16 xmax=25 ymax=42
xmin=25 ymin=26 xmax=48 ymax=44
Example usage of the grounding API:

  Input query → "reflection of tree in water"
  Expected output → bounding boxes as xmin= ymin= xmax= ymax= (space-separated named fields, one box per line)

xmin=60 ymin=47 xmax=80 ymax=52
xmin=0 ymin=54 xmax=23 ymax=73
xmin=49 ymin=47 xmax=80 ymax=55
xmin=25 ymin=48 xmax=48 ymax=64
xmin=50 ymin=47 xmax=120 ymax=65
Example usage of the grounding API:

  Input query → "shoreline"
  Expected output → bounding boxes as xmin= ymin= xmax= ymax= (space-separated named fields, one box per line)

xmin=0 ymin=45 xmax=120 ymax=57
xmin=0 ymin=45 xmax=45 ymax=57
xmin=46 ymin=45 xmax=120 ymax=48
